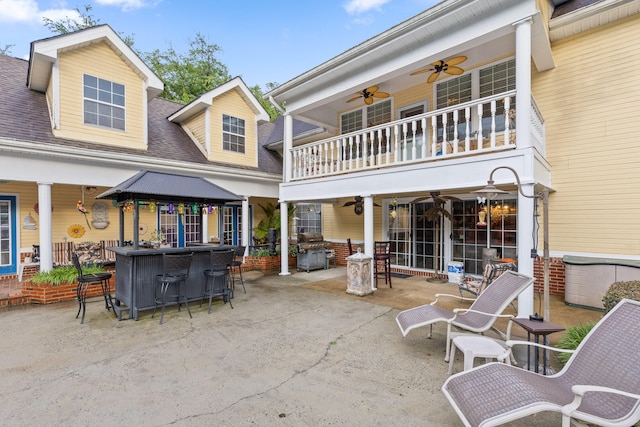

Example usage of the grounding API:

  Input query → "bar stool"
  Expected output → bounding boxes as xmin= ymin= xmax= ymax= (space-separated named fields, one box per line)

xmin=374 ymin=241 xmax=392 ymax=288
xmin=202 ymin=249 xmax=234 ymax=313
xmin=72 ymin=252 xmax=114 ymax=324
xmin=230 ymin=245 xmax=246 ymax=296
xmin=153 ymin=252 xmax=194 ymax=324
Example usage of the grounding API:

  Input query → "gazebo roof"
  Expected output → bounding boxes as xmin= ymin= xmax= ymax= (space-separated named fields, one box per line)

xmin=96 ymin=170 xmax=243 ymax=204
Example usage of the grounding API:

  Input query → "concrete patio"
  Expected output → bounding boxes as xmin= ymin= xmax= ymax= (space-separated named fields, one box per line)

xmin=0 ymin=268 xmax=603 ymax=426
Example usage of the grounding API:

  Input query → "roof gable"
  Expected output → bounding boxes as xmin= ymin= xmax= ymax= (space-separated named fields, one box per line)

xmin=168 ymin=76 xmax=269 ymax=123
xmin=27 ymin=24 xmax=163 ymax=98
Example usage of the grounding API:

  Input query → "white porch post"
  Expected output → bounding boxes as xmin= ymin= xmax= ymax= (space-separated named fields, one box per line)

xmin=283 ymin=113 xmax=293 ymax=183
xmin=363 ymin=195 xmax=375 ymax=290
xmin=37 ymin=182 xmax=53 ymax=272
xmin=279 ymin=200 xmax=290 ymax=276
xmin=514 ymin=17 xmax=532 ymax=149
xmin=241 ymin=197 xmax=249 ymax=249
xmin=517 ymin=183 xmax=535 ymax=318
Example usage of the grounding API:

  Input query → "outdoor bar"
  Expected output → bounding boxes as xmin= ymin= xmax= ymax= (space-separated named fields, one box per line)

xmin=109 ymin=245 xmax=229 ymax=320
xmin=97 ymin=170 xmax=243 ymax=320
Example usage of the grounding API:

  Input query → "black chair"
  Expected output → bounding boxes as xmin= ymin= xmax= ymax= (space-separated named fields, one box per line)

xmin=374 ymin=241 xmax=392 ymax=288
xmin=72 ymin=252 xmax=114 ymax=324
xmin=202 ymin=249 xmax=235 ymax=313
xmin=230 ymin=245 xmax=246 ymax=296
xmin=152 ymin=253 xmax=194 ymax=324
xmin=347 ymin=238 xmax=356 ymax=255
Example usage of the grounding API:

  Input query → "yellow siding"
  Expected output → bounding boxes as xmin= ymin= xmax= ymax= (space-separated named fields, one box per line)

xmin=533 ymin=14 xmax=640 ymax=255
xmin=208 ymin=90 xmax=258 ymax=166
xmin=55 ymin=42 xmax=146 ymax=149
xmin=321 ymin=198 xmax=384 ymax=242
xmin=183 ymin=113 xmax=206 ymax=151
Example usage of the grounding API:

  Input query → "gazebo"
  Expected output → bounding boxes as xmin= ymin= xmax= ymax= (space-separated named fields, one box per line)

xmin=96 ymin=170 xmax=243 ymax=249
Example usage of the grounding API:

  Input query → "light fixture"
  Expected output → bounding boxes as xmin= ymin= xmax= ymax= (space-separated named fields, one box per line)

xmin=473 ymin=166 xmax=550 ymax=322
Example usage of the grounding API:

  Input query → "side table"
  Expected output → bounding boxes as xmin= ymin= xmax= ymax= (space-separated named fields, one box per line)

xmin=511 ymin=318 xmax=565 ymax=375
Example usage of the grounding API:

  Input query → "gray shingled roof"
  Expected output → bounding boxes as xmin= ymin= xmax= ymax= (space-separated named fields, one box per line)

xmin=96 ymin=170 xmax=242 ymax=204
xmin=0 ymin=54 xmax=283 ymax=175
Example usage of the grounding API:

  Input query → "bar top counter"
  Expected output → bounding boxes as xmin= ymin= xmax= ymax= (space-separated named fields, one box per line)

xmin=107 ymin=244 xmax=234 ymax=320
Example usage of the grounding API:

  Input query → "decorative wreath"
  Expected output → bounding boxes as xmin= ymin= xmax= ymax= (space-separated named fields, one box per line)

xmin=68 ymin=224 xmax=86 ymax=239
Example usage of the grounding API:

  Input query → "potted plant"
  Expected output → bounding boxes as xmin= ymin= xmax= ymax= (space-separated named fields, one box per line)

xmin=149 ymin=229 xmax=167 ymax=248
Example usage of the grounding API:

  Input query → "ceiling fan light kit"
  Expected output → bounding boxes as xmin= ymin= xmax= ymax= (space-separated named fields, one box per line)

xmin=410 ymin=55 xmax=467 ymax=83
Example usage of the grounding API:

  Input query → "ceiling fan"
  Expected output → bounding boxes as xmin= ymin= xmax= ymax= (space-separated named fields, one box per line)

xmin=347 ymin=85 xmax=390 ymax=105
xmin=343 ymin=196 xmax=381 ymax=215
xmin=410 ymin=56 xmax=467 ymax=84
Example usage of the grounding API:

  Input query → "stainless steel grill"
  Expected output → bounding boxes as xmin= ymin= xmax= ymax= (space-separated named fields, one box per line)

xmin=297 ymin=233 xmax=331 ymax=272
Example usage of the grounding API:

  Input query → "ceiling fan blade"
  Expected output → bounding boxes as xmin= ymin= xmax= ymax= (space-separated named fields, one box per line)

xmin=374 ymin=202 xmax=381 ymax=207
xmin=446 ymin=56 xmax=467 ymax=66
xmin=410 ymin=68 xmax=434 ymax=76
xmin=347 ymin=96 xmax=362 ymax=103
xmin=445 ymin=66 xmax=464 ymax=75
xmin=374 ymin=92 xmax=390 ymax=98
xmin=343 ymin=201 xmax=356 ymax=207
xmin=366 ymin=85 xmax=379 ymax=93
xmin=365 ymin=97 xmax=374 ymax=105
xmin=427 ymin=71 xmax=440 ymax=84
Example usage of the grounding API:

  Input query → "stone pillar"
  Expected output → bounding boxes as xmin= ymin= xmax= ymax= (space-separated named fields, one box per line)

xmin=346 ymin=250 xmax=373 ymax=296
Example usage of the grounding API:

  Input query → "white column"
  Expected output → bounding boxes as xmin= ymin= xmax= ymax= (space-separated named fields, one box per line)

xmin=241 ymin=197 xmax=249 ymax=248
xmin=514 ymin=17 xmax=532 ymax=149
xmin=201 ymin=214 xmax=208 ymax=242
xmin=517 ymin=183 xmax=535 ymax=318
xmin=37 ymin=182 xmax=53 ymax=272
xmin=279 ymin=200 xmax=291 ymax=276
xmin=363 ymin=195 xmax=375 ymax=290
xmin=283 ymin=113 xmax=293 ymax=182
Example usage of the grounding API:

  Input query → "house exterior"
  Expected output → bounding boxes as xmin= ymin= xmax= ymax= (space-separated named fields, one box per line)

xmin=0 ymin=25 xmax=282 ymax=279
xmin=267 ymin=0 xmax=640 ymax=316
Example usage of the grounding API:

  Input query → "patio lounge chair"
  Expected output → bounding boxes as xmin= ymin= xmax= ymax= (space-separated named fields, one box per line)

xmin=395 ymin=270 xmax=534 ymax=361
xmin=442 ymin=299 xmax=640 ymax=427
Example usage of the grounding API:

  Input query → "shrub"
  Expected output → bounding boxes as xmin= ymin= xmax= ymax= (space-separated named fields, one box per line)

xmin=31 ymin=264 xmax=107 ymax=285
xmin=602 ymin=280 xmax=640 ymax=313
xmin=555 ymin=321 xmax=597 ymax=365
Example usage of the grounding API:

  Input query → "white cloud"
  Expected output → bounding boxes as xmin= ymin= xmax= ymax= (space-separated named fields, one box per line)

xmin=0 ymin=0 xmax=79 ymax=24
xmin=343 ymin=0 xmax=391 ymax=15
xmin=95 ymin=0 xmax=151 ymax=12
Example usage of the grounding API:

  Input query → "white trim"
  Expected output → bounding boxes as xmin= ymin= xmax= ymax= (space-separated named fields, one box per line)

xmin=52 ymin=60 xmax=60 ymax=130
xmin=204 ymin=106 xmax=211 ymax=154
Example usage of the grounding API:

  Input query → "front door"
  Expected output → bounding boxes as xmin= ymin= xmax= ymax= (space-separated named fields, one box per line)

xmin=0 ymin=196 xmax=17 ymax=275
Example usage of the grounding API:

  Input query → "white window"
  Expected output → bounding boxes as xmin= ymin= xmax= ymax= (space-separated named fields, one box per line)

xmin=223 ymin=114 xmax=245 ymax=153
xmin=340 ymin=99 xmax=392 ymax=134
xmin=83 ymin=74 xmax=125 ymax=131
xmin=294 ymin=203 xmax=322 ymax=234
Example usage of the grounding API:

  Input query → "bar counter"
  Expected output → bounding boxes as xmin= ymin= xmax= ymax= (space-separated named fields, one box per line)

xmin=107 ymin=245 xmax=231 ymax=320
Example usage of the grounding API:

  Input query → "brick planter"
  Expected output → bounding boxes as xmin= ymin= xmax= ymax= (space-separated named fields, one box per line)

xmin=243 ymin=254 xmax=296 ymax=272
xmin=22 ymin=277 xmax=115 ymax=305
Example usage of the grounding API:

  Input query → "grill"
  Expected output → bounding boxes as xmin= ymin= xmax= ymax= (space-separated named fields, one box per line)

xmin=297 ymin=233 xmax=332 ymax=272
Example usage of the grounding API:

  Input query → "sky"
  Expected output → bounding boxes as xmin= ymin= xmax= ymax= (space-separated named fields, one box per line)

xmin=0 ymin=0 xmax=441 ymax=89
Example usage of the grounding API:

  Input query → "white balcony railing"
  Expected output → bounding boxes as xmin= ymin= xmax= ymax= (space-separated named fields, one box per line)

xmin=288 ymin=91 xmax=543 ymax=181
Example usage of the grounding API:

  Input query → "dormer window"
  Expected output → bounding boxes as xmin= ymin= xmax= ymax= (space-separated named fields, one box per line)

xmin=83 ymin=74 xmax=125 ymax=131
xmin=222 ymin=114 xmax=245 ymax=153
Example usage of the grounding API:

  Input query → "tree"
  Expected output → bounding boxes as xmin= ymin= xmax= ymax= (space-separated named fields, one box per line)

xmin=42 ymin=4 xmax=135 ymax=47
xmin=0 ymin=44 xmax=14 ymax=56
xmin=249 ymin=82 xmax=282 ymax=121
xmin=140 ymin=33 xmax=230 ymax=103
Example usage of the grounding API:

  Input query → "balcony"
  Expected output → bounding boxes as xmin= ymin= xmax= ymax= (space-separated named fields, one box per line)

xmin=288 ymin=91 xmax=545 ymax=181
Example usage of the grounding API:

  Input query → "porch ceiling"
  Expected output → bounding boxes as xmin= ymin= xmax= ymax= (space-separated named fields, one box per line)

xmin=268 ymin=0 xmax=548 ymax=130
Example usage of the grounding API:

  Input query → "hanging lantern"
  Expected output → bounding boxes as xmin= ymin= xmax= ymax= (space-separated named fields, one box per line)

xmin=168 ymin=203 xmax=174 ymax=214
xmin=178 ymin=203 xmax=185 ymax=214
xmin=207 ymin=205 xmax=213 ymax=214
xmin=192 ymin=203 xmax=199 ymax=214
xmin=149 ymin=201 xmax=156 ymax=213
